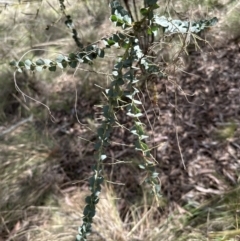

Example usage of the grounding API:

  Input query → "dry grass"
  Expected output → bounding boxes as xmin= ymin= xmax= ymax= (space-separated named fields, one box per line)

xmin=0 ymin=123 xmax=59 ymax=238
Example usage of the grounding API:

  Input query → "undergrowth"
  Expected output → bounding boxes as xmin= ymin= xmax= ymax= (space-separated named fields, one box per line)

xmin=8 ymin=0 xmax=219 ymax=240
xmin=1 ymin=0 xmax=239 ymax=241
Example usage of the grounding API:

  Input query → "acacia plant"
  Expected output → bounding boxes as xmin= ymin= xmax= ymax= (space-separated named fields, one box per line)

xmin=10 ymin=0 xmax=217 ymax=240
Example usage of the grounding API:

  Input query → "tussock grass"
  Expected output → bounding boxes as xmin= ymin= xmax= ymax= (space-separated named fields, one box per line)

xmin=4 ymin=184 xmax=161 ymax=241
xmin=0 ymin=122 xmax=61 ymax=239
xmin=221 ymin=1 xmax=240 ymax=42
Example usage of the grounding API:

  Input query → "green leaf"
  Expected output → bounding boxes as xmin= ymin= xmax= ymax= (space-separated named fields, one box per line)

xmin=36 ymin=66 xmax=43 ymax=72
xmin=18 ymin=61 xmax=25 ymax=67
xmin=69 ymin=60 xmax=78 ymax=68
xmin=147 ymin=27 xmax=152 ymax=35
xmin=153 ymin=184 xmax=161 ymax=193
xmin=112 ymin=34 xmax=120 ymax=42
xmin=89 ymin=176 xmax=95 ymax=188
xmin=85 ymin=55 xmax=92 ymax=61
xmin=62 ymin=60 xmax=68 ymax=68
xmin=82 ymin=55 xmax=91 ymax=63
xmin=126 ymin=112 xmax=143 ymax=118
xmin=118 ymin=32 xmax=126 ymax=39
xmin=140 ymin=135 xmax=149 ymax=140
xmin=152 ymin=172 xmax=159 ymax=178
xmin=208 ymin=17 xmax=218 ymax=26
xmin=116 ymin=78 xmax=124 ymax=85
xmin=134 ymin=140 xmax=142 ymax=150
xmin=132 ymin=105 xmax=141 ymax=114
xmin=25 ymin=65 xmax=31 ymax=70
xmin=69 ymin=53 xmax=76 ymax=60
xmin=132 ymin=99 xmax=142 ymax=105
xmin=124 ymin=92 xmax=133 ymax=100
xmin=139 ymin=164 xmax=145 ymax=169
xmin=100 ymin=155 xmax=107 ymax=161
xmin=85 ymin=196 xmax=92 ymax=204
xmin=76 ymin=234 xmax=84 ymax=241
xmin=56 ymin=54 xmax=65 ymax=63
xmin=130 ymin=128 xmax=137 ymax=135
xmin=9 ymin=60 xmax=18 ymax=67
xmin=30 ymin=64 xmax=35 ymax=71
xmin=110 ymin=15 xmax=118 ymax=22
xmin=112 ymin=70 xmax=118 ymax=76
xmin=140 ymin=8 xmax=149 ymax=16
xmin=135 ymin=140 xmax=149 ymax=152
xmin=36 ymin=59 xmax=45 ymax=65
xmin=94 ymin=140 xmax=102 ymax=151
xmin=154 ymin=16 xmax=170 ymax=27
xmin=150 ymin=26 xmax=158 ymax=36
xmin=96 ymin=176 xmax=104 ymax=185
xmin=107 ymin=39 xmax=116 ymax=46
xmin=83 ymin=205 xmax=96 ymax=218
xmin=103 ymin=105 xmax=109 ymax=117
xmin=122 ymin=59 xmax=132 ymax=68
xmin=24 ymin=59 xmax=32 ymax=66
xmin=151 ymin=3 xmax=159 ymax=10
xmin=44 ymin=59 xmax=52 ymax=66
xmin=49 ymin=66 xmax=56 ymax=72
xmin=97 ymin=127 xmax=105 ymax=139
xmin=102 ymin=39 xmax=110 ymax=48
xmin=97 ymin=49 xmax=105 ymax=58
xmin=154 ymin=16 xmax=218 ymax=34
xmin=57 ymin=62 xmax=63 ymax=69
xmin=123 ymin=15 xmax=131 ymax=24
xmin=135 ymin=113 xmax=143 ymax=117
xmin=86 ymin=45 xmax=94 ymax=51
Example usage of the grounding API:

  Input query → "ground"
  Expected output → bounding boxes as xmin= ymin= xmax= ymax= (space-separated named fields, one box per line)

xmin=0 ymin=1 xmax=240 ymax=240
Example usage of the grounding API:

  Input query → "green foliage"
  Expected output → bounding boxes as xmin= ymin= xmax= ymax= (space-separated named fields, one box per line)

xmin=154 ymin=16 xmax=218 ymax=33
xmin=9 ymin=0 xmax=218 ymax=240
xmin=59 ymin=0 xmax=84 ymax=48
xmin=110 ymin=0 xmax=132 ymax=28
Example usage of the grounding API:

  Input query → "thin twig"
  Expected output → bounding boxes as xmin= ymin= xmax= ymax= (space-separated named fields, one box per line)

xmin=0 ymin=115 xmax=33 ymax=137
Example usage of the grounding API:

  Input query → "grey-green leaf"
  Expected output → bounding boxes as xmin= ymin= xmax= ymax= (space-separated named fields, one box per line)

xmin=36 ymin=66 xmax=43 ymax=72
xmin=36 ymin=59 xmax=45 ymax=66
xmin=24 ymin=59 xmax=32 ymax=66
xmin=9 ymin=60 xmax=18 ymax=67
